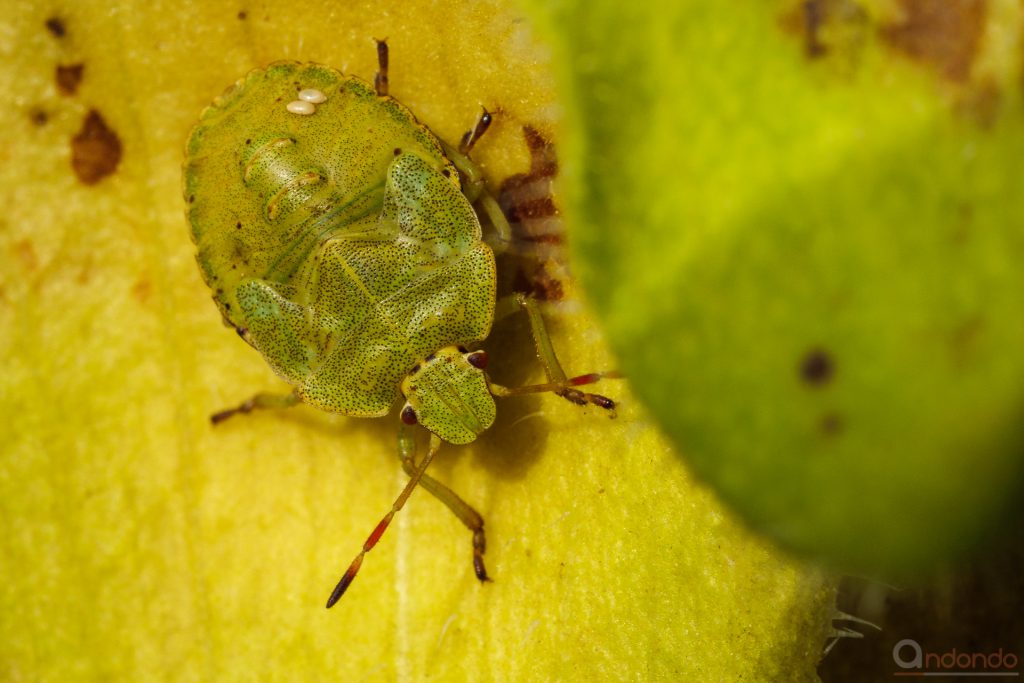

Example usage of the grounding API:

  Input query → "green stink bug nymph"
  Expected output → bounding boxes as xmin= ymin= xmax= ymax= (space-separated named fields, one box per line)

xmin=183 ymin=42 xmax=617 ymax=608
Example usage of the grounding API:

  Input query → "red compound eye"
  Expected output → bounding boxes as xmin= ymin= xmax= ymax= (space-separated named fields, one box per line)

xmin=467 ymin=351 xmax=488 ymax=369
xmin=400 ymin=405 xmax=418 ymax=425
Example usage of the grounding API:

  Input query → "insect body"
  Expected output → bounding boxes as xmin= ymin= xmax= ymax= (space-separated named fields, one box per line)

xmin=183 ymin=44 xmax=615 ymax=607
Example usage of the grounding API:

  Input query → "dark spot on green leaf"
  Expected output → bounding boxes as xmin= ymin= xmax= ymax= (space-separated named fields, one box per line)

xmin=800 ymin=348 xmax=834 ymax=386
xmin=777 ymin=0 xmax=868 ymax=68
xmin=70 ymin=110 xmax=123 ymax=185
xmin=879 ymin=0 xmax=987 ymax=83
xmin=820 ymin=412 xmax=843 ymax=436
xmin=56 ymin=63 xmax=85 ymax=97
xmin=949 ymin=316 xmax=984 ymax=367
xmin=954 ymin=79 xmax=1002 ymax=127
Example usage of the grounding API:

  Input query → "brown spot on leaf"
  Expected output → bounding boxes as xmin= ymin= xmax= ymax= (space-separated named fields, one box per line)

xmin=56 ymin=63 xmax=85 ymax=96
xmin=132 ymin=278 xmax=152 ymax=304
xmin=954 ymin=78 xmax=1002 ymax=127
xmin=29 ymin=108 xmax=48 ymax=126
xmin=800 ymin=348 xmax=835 ymax=386
xmin=45 ymin=17 xmax=66 ymax=38
xmin=952 ymin=203 xmax=973 ymax=245
xmin=820 ymin=412 xmax=844 ymax=436
xmin=71 ymin=110 xmax=122 ymax=185
xmin=779 ymin=0 xmax=868 ymax=66
xmin=76 ymin=260 xmax=93 ymax=284
xmin=950 ymin=315 xmax=984 ymax=367
xmin=237 ymin=10 xmax=248 ymax=20
xmin=14 ymin=240 xmax=38 ymax=271
xmin=802 ymin=0 xmax=830 ymax=58
xmin=880 ymin=0 xmax=987 ymax=83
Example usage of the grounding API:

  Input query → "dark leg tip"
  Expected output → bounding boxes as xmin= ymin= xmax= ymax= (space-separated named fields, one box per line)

xmin=326 ymin=575 xmax=352 ymax=609
xmin=473 ymin=555 xmax=492 ymax=583
xmin=209 ymin=398 xmax=254 ymax=425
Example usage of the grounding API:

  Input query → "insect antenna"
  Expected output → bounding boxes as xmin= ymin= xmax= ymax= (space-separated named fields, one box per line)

xmin=325 ymin=432 xmax=442 ymax=608
xmin=489 ymin=371 xmax=622 ymax=415
xmin=459 ymin=107 xmax=492 ymax=155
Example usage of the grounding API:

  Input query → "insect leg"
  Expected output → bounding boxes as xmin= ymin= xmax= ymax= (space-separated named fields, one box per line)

xmin=326 ymin=432 xmax=442 ymax=608
xmin=475 ymin=193 xmax=513 ymax=253
xmin=397 ymin=425 xmax=490 ymax=583
xmin=209 ymin=391 xmax=300 ymax=425
xmin=490 ymin=293 xmax=620 ymax=413
xmin=374 ymin=38 xmax=389 ymax=96
xmin=488 ymin=374 xmax=620 ymax=412
xmin=442 ymin=133 xmax=513 ymax=252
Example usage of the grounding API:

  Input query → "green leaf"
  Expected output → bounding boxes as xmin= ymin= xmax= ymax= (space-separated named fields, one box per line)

xmin=530 ymin=0 xmax=1024 ymax=578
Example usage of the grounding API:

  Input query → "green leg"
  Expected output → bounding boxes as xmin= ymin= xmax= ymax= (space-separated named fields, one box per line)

xmin=441 ymin=112 xmax=513 ymax=253
xmin=209 ymin=391 xmax=300 ymax=425
xmin=398 ymin=425 xmax=490 ymax=583
xmin=373 ymin=41 xmax=509 ymax=250
xmin=490 ymin=293 xmax=620 ymax=412
xmin=475 ymin=192 xmax=513 ymax=254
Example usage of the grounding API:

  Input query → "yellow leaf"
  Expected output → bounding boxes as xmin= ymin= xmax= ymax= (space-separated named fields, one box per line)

xmin=0 ymin=1 xmax=835 ymax=679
